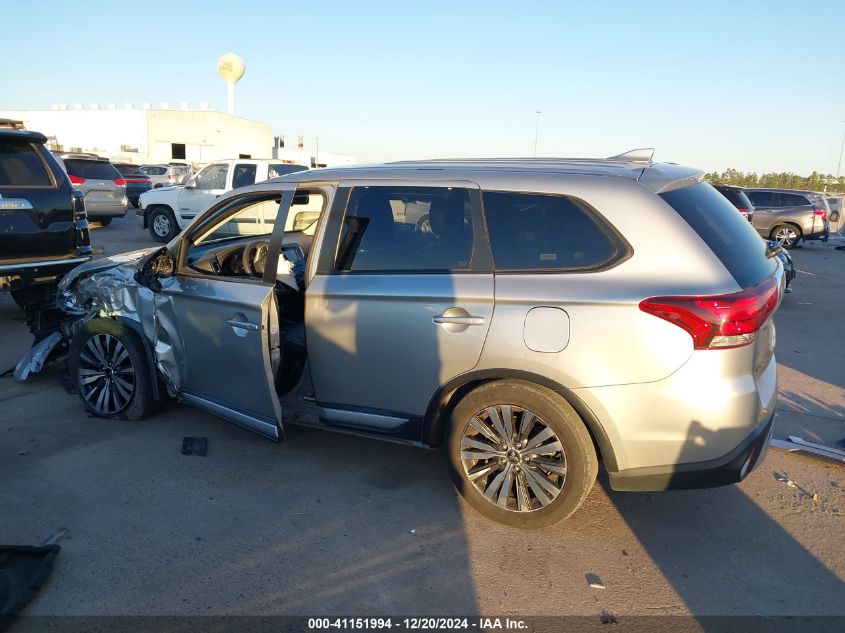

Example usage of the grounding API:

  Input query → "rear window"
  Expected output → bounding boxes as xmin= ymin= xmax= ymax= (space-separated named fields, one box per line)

xmin=0 ymin=141 xmax=52 ymax=186
xmin=115 ymin=164 xmax=145 ymax=176
xmin=141 ymin=166 xmax=166 ymax=176
xmin=660 ymin=183 xmax=775 ymax=289
xmin=63 ymin=159 xmax=120 ymax=180
xmin=482 ymin=192 xmax=621 ymax=271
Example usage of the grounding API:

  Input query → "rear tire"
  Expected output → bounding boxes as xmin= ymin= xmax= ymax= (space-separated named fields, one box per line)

xmin=69 ymin=318 xmax=157 ymax=420
xmin=445 ymin=380 xmax=598 ymax=528
xmin=98 ymin=218 xmax=112 ymax=227
xmin=130 ymin=199 xmax=140 ymax=209
xmin=148 ymin=207 xmax=178 ymax=243
xmin=770 ymin=224 xmax=800 ymax=249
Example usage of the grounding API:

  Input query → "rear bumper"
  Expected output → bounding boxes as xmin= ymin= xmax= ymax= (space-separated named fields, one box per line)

xmin=86 ymin=207 xmax=127 ymax=219
xmin=0 ymin=255 xmax=91 ymax=291
xmin=608 ymin=409 xmax=775 ymax=491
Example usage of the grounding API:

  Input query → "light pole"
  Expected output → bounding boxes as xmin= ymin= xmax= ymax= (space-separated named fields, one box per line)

xmin=533 ymin=110 xmax=542 ymax=157
xmin=837 ymin=120 xmax=845 ymax=179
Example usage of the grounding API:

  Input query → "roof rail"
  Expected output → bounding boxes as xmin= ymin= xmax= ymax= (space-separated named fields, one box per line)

xmin=607 ymin=148 xmax=654 ymax=163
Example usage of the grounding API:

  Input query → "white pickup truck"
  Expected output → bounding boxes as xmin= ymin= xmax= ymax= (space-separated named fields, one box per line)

xmin=137 ymin=159 xmax=307 ymax=242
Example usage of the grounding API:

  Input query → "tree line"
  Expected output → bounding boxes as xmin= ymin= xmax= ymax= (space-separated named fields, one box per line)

xmin=703 ymin=168 xmax=845 ymax=192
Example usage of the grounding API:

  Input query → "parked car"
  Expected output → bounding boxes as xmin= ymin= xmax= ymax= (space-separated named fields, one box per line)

xmin=138 ymin=159 xmax=308 ymax=242
xmin=21 ymin=150 xmax=784 ymax=528
xmin=0 ymin=119 xmax=91 ymax=309
xmin=52 ymin=153 xmax=128 ymax=225
xmin=114 ymin=163 xmax=152 ymax=208
xmin=744 ymin=188 xmax=830 ymax=248
xmin=140 ymin=163 xmax=191 ymax=189
xmin=711 ymin=184 xmax=755 ymax=223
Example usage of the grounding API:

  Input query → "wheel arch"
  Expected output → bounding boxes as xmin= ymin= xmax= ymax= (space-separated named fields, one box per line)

xmin=107 ymin=316 xmax=161 ymax=402
xmin=422 ymin=369 xmax=619 ymax=472
xmin=144 ymin=203 xmax=175 ymax=229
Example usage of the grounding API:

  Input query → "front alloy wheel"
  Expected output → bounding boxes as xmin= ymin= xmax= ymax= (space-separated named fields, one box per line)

xmin=461 ymin=405 xmax=567 ymax=512
xmin=77 ymin=334 xmax=136 ymax=415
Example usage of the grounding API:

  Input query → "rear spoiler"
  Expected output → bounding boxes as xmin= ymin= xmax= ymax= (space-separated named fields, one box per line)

xmin=607 ymin=148 xmax=654 ymax=163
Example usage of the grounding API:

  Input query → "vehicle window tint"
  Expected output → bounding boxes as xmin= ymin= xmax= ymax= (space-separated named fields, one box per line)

xmin=746 ymin=191 xmax=773 ymax=207
xmin=335 ymin=186 xmax=473 ymax=272
xmin=269 ymin=164 xmax=307 ymax=178
xmin=660 ymin=183 xmax=775 ymax=289
xmin=141 ymin=166 xmax=166 ymax=176
xmin=736 ymin=190 xmax=754 ymax=210
xmin=116 ymin=164 xmax=145 ymax=176
xmin=0 ymin=141 xmax=52 ymax=186
xmin=63 ymin=159 xmax=120 ymax=180
xmin=196 ymin=163 xmax=228 ymax=189
xmin=781 ymin=193 xmax=810 ymax=207
xmin=482 ymin=192 xmax=616 ymax=270
xmin=232 ymin=164 xmax=257 ymax=189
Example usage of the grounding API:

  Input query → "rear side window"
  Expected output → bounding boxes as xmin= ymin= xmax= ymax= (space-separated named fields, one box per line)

xmin=232 ymin=163 xmax=257 ymax=188
xmin=0 ymin=141 xmax=52 ymax=186
xmin=482 ymin=192 xmax=619 ymax=271
xmin=779 ymin=193 xmax=810 ymax=207
xmin=660 ymin=183 xmax=775 ymax=289
xmin=269 ymin=164 xmax=307 ymax=178
xmin=746 ymin=191 xmax=773 ymax=207
xmin=63 ymin=159 xmax=120 ymax=180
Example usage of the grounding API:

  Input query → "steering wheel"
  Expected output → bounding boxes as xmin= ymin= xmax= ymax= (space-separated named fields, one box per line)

xmin=242 ymin=239 xmax=270 ymax=278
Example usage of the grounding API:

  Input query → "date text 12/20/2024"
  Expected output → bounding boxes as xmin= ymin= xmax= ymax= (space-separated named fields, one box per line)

xmin=308 ymin=618 xmax=528 ymax=630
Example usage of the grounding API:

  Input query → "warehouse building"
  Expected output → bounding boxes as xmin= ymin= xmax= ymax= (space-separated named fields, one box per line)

xmin=0 ymin=104 xmax=354 ymax=167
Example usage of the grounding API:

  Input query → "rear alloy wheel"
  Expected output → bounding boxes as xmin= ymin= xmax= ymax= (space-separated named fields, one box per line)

xmin=446 ymin=380 xmax=598 ymax=528
xmin=70 ymin=318 xmax=157 ymax=420
xmin=771 ymin=224 xmax=800 ymax=249
xmin=148 ymin=207 xmax=177 ymax=243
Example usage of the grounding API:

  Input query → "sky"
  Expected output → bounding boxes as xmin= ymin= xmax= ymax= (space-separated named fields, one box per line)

xmin=4 ymin=0 xmax=845 ymax=174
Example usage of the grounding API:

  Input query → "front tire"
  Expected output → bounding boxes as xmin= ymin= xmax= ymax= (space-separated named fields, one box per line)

xmin=10 ymin=284 xmax=53 ymax=310
xmin=770 ymin=224 xmax=800 ymax=249
xmin=69 ymin=318 xmax=157 ymax=420
xmin=148 ymin=207 xmax=178 ymax=243
xmin=446 ymin=380 xmax=598 ymax=528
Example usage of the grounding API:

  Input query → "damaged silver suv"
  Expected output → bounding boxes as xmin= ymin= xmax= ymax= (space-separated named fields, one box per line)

xmin=19 ymin=151 xmax=784 ymax=528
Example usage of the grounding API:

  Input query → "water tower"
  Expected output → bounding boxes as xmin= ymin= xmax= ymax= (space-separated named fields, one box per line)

xmin=216 ymin=53 xmax=245 ymax=115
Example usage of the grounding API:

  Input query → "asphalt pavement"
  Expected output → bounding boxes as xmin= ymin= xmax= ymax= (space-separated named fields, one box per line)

xmin=0 ymin=213 xmax=843 ymax=627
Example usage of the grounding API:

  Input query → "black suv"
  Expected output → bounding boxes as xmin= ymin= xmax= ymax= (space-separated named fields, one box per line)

xmin=712 ymin=183 xmax=755 ymax=223
xmin=0 ymin=119 xmax=91 ymax=308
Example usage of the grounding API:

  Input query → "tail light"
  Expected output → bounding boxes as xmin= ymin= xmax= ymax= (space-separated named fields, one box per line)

xmin=114 ymin=178 xmax=127 ymax=186
xmin=125 ymin=178 xmax=149 ymax=183
xmin=639 ymin=276 xmax=779 ymax=350
xmin=814 ymin=208 xmax=828 ymax=222
xmin=736 ymin=207 xmax=749 ymax=216
xmin=69 ymin=174 xmax=86 ymax=184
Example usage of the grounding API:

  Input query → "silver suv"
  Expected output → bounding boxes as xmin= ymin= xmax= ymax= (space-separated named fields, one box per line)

xmin=52 ymin=153 xmax=128 ymax=225
xmin=22 ymin=150 xmax=784 ymax=528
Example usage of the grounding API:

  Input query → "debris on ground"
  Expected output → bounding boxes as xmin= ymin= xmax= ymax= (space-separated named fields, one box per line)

xmin=181 ymin=437 xmax=208 ymax=457
xmin=773 ymin=472 xmax=816 ymax=500
xmin=585 ymin=572 xmax=606 ymax=589
xmin=0 ymin=544 xmax=61 ymax=632
xmin=16 ymin=451 xmax=27 ymax=456
xmin=599 ymin=609 xmax=618 ymax=624
xmin=770 ymin=436 xmax=845 ymax=463
xmin=41 ymin=528 xmax=70 ymax=546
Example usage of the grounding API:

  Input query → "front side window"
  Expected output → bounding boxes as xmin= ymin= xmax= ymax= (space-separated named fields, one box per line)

xmin=195 ymin=163 xmax=228 ymax=190
xmin=335 ymin=187 xmax=473 ymax=272
xmin=483 ymin=192 xmax=617 ymax=271
xmin=195 ymin=196 xmax=282 ymax=245
xmin=0 ymin=141 xmax=52 ymax=186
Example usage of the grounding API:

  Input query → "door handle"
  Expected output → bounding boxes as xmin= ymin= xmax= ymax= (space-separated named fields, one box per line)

xmin=226 ymin=319 xmax=260 ymax=332
xmin=433 ymin=315 xmax=485 ymax=326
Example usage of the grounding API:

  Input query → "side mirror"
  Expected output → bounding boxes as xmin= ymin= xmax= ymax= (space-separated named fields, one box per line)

xmin=292 ymin=211 xmax=320 ymax=231
xmin=135 ymin=248 xmax=175 ymax=292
